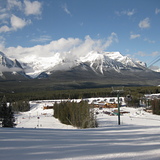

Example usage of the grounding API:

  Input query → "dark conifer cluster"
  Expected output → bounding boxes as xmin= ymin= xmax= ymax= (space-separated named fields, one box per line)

xmin=54 ymin=101 xmax=98 ymax=128
xmin=0 ymin=96 xmax=30 ymax=128
xmin=151 ymin=99 xmax=160 ymax=115
xmin=0 ymin=96 xmax=15 ymax=127
xmin=12 ymin=100 xmax=30 ymax=113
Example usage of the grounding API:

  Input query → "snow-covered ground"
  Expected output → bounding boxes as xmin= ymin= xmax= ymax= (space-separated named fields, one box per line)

xmin=0 ymin=98 xmax=160 ymax=160
xmin=14 ymin=100 xmax=76 ymax=129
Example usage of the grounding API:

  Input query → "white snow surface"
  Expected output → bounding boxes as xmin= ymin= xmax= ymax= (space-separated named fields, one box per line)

xmin=0 ymin=98 xmax=160 ymax=160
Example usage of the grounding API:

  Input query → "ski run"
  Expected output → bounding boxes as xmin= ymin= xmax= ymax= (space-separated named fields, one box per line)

xmin=0 ymin=97 xmax=160 ymax=160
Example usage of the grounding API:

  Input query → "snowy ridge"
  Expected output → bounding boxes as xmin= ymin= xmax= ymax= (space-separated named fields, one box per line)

xmin=0 ymin=52 xmax=12 ymax=70
xmin=79 ymin=51 xmax=147 ymax=74
xmin=16 ymin=50 xmax=149 ymax=77
xmin=0 ymin=50 xmax=154 ymax=79
xmin=0 ymin=51 xmax=22 ymax=69
xmin=0 ymin=51 xmax=24 ymax=78
xmin=20 ymin=53 xmax=63 ymax=78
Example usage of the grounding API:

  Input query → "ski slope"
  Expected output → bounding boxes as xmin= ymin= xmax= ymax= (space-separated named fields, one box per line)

xmin=0 ymin=99 xmax=160 ymax=160
xmin=15 ymin=100 xmax=76 ymax=129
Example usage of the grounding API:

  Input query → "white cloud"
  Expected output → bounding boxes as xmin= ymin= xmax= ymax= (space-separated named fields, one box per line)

xmin=130 ymin=33 xmax=140 ymax=39
xmin=144 ymin=38 xmax=155 ymax=44
xmin=2 ymin=33 xmax=118 ymax=61
xmin=155 ymin=8 xmax=160 ymax=14
xmin=126 ymin=9 xmax=136 ymax=16
xmin=0 ymin=7 xmax=10 ymax=24
xmin=70 ymin=33 xmax=118 ymax=58
xmin=0 ymin=25 xmax=11 ymax=33
xmin=62 ymin=3 xmax=72 ymax=16
xmin=6 ymin=0 xmax=42 ymax=16
xmin=24 ymin=0 xmax=42 ymax=16
xmin=0 ymin=65 xmax=22 ymax=72
xmin=0 ymin=8 xmax=7 ymax=14
xmin=151 ymin=51 xmax=159 ymax=56
xmin=102 ymin=32 xmax=118 ymax=49
xmin=3 ymin=37 xmax=82 ymax=61
xmin=11 ymin=14 xmax=31 ymax=30
xmin=31 ymin=35 xmax=52 ymax=43
xmin=0 ymin=15 xmax=31 ymax=33
xmin=135 ymin=51 xmax=147 ymax=57
xmin=0 ymin=0 xmax=42 ymax=34
xmin=0 ymin=13 xmax=9 ymax=20
xmin=115 ymin=9 xmax=136 ymax=16
xmin=139 ymin=18 xmax=150 ymax=29
xmin=48 ymin=37 xmax=81 ymax=53
xmin=0 ymin=36 xmax=6 ymax=47
xmin=7 ymin=0 xmax=22 ymax=10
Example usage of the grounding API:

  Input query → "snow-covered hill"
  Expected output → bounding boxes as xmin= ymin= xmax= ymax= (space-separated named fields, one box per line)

xmin=0 ymin=98 xmax=160 ymax=160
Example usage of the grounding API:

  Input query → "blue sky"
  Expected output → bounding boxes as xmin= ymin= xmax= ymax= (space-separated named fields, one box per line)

xmin=0 ymin=0 xmax=160 ymax=69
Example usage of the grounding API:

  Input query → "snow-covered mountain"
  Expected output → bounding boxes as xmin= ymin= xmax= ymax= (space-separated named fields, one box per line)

xmin=20 ymin=52 xmax=64 ymax=78
xmin=0 ymin=50 xmax=160 ymax=86
xmin=0 ymin=51 xmax=28 ymax=80
xmin=79 ymin=51 xmax=147 ymax=74
xmin=19 ymin=51 xmax=148 ymax=78
xmin=0 ymin=51 xmax=22 ymax=69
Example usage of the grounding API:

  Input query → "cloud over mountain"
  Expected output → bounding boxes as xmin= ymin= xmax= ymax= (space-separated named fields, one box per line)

xmin=2 ymin=33 xmax=118 ymax=62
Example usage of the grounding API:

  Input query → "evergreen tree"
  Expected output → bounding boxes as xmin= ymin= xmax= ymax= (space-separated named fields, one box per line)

xmin=53 ymin=101 xmax=98 ymax=128
xmin=152 ymin=99 xmax=160 ymax=115
xmin=0 ymin=96 xmax=15 ymax=127
xmin=11 ymin=100 xmax=30 ymax=113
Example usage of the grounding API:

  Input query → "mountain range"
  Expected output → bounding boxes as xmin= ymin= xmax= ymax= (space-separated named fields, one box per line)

xmin=0 ymin=51 xmax=160 ymax=89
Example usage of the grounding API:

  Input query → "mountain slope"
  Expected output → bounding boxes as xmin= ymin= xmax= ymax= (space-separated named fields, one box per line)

xmin=79 ymin=51 xmax=147 ymax=74
xmin=43 ymin=51 xmax=159 ymax=82
xmin=17 ymin=51 xmax=149 ymax=78
xmin=0 ymin=51 xmax=160 ymax=87
xmin=0 ymin=51 xmax=29 ymax=80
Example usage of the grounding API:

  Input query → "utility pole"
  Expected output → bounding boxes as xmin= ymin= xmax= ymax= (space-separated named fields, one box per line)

xmin=112 ymin=87 xmax=124 ymax=125
xmin=117 ymin=91 xmax=120 ymax=125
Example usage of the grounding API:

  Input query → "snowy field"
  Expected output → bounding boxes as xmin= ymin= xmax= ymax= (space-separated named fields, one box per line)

xmin=0 ymin=98 xmax=160 ymax=160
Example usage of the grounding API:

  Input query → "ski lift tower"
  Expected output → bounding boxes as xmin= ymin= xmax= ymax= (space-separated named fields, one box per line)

xmin=112 ymin=86 xmax=124 ymax=125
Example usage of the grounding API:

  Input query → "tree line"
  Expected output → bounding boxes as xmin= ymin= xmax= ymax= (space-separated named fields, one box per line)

xmin=54 ymin=101 xmax=98 ymax=128
xmin=1 ymin=86 xmax=160 ymax=102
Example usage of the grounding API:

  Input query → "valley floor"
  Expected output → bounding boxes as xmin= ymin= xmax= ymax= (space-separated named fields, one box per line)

xmin=0 ymin=99 xmax=160 ymax=160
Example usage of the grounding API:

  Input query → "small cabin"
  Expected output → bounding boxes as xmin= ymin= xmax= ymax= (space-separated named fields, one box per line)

xmin=43 ymin=106 xmax=54 ymax=110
